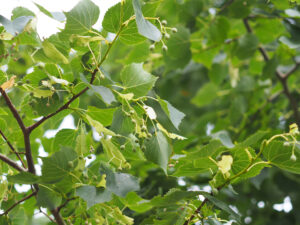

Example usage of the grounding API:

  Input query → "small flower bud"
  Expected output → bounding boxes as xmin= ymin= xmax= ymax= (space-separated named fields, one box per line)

xmin=164 ymin=33 xmax=170 ymax=40
xmin=68 ymin=161 xmax=74 ymax=168
xmin=171 ymin=27 xmax=178 ymax=33
xmin=291 ymin=154 xmax=297 ymax=162
xmin=162 ymin=45 xmax=168 ymax=51
xmin=141 ymin=125 xmax=147 ymax=131
xmin=162 ymin=20 xmax=167 ymax=26
xmin=149 ymin=44 xmax=155 ymax=51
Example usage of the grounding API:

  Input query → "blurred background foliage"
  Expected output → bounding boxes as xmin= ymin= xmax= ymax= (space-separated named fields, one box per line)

xmin=104 ymin=0 xmax=300 ymax=224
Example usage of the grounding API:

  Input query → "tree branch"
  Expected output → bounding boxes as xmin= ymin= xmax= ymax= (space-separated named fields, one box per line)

xmin=57 ymin=197 xmax=78 ymax=212
xmin=0 ymin=88 xmax=26 ymax=132
xmin=243 ymin=18 xmax=300 ymax=125
xmin=184 ymin=199 xmax=208 ymax=225
xmin=0 ymin=88 xmax=35 ymax=173
xmin=27 ymin=24 xmax=125 ymax=133
xmin=0 ymin=153 xmax=26 ymax=172
xmin=50 ymin=208 xmax=65 ymax=225
xmin=39 ymin=208 xmax=56 ymax=223
xmin=0 ymin=191 xmax=36 ymax=215
xmin=0 ymin=129 xmax=26 ymax=168
xmin=283 ymin=61 xmax=300 ymax=79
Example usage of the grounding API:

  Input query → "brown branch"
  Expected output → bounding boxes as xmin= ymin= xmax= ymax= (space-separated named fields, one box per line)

xmin=184 ymin=199 xmax=208 ymax=225
xmin=40 ymin=208 xmax=56 ymax=223
xmin=57 ymin=197 xmax=78 ymax=212
xmin=218 ymin=0 xmax=235 ymax=14
xmin=51 ymin=208 xmax=65 ymax=225
xmin=27 ymin=87 xmax=89 ymax=132
xmin=0 ymin=129 xmax=26 ymax=168
xmin=283 ymin=61 xmax=300 ymax=79
xmin=243 ymin=18 xmax=300 ymax=125
xmin=0 ymin=88 xmax=35 ymax=173
xmin=27 ymin=24 xmax=125 ymax=133
xmin=0 ymin=153 xmax=26 ymax=172
xmin=0 ymin=191 xmax=36 ymax=215
xmin=0 ymin=88 xmax=26 ymax=132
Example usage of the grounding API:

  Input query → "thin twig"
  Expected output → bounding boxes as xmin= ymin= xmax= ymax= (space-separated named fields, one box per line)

xmin=51 ymin=208 xmax=65 ymax=225
xmin=0 ymin=153 xmax=26 ymax=172
xmin=57 ymin=197 xmax=78 ymax=212
xmin=243 ymin=18 xmax=300 ymax=125
xmin=184 ymin=199 xmax=208 ymax=225
xmin=39 ymin=208 xmax=56 ymax=223
xmin=0 ymin=129 xmax=26 ymax=168
xmin=0 ymin=191 xmax=36 ymax=215
xmin=218 ymin=0 xmax=235 ymax=14
xmin=28 ymin=24 xmax=125 ymax=133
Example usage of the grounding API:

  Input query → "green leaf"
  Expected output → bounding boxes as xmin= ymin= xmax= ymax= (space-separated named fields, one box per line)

xmin=121 ymin=192 xmax=152 ymax=213
xmin=34 ymin=3 xmax=53 ymax=19
xmin=144 ymin=131 xmax=172 ymax=174
xmin=76 ymin=166 xmax=139 ymax=208
xmin=102 ymin=0 xmax=134 ymax=33
xmin=262 ymin=56 xmax=278 ymax=80
xmin=7 ymin=172 xmax=40 ymax=184
xmin=36 ymin=186 xmax=62 ymax=210
xmin=279 ymin=36 xmax=300 ymax=49
xmin=234 ymin=34 xmax=259 ymax=60
xmin=90 ymin=85 xmax=116 ymax=105
xmin=150 ymin=188 xmax=203 ymax=207
xmin=119 ymin=21 xmax=146 ymax=45
xmin=101 ymin=138 xmax=130 ymax=169
xmin=54 ymin=129 xmax=77 ymax=148
xmin=105 ymin=167 xmax=140 ymax=197
xmin=263 ymin=141 xmax=300 ymax=174
xmin=163 ymin=26 xmax=191 ymax=69
xmin=41 ymin=147 xmax=78 ymax=183
xmin=75 ymin=123 xmax=88 ymax=156
xmin=201 ymin=192 xmax=241 ymax=223
xmin=209 ymin=63 xmax=228 ymax=85
xmin=85 ymin=114 xmax=116 ymax=137
xmin=60 ymin=0 xmax=100 ymax=39
xmin=42 ymin=39 xmax=69 ymax=64
xmin=34 ymin=3 xmax=65 ymax=22
xmin=157 ymin=97 xmax=185 ymax=130
xmin=80 ymin=74 xmax=116 ymax=105
xmin=76 ymin=186 xmax=112 ymax=208
xmin=121 ymin=63 xmax=157 ymax=98
xmin=87 ymin=106 xmax=117 ymax=126
xmin=11 ymin=7 xmax=35 ymax=20
xmin=237 ymin=131 xmax=268 ymax=148
xmin=211 ymin=130 xmax=234 ymax=148
xmin=0 ymin=181 xmax=8 ymax=208
xmin=132 ymin=0 xmax=161 ymax=41
xmin=208 ymin=16 xmax=230 ymax=44
xmin=0 ymin=15 xmax=33 ymax=35
xmin=191 ymin=82 xmax=219 ymax=107
xmin=110 ymin=108 xmax=135 ymax=135
xmin=0 ymin=108 xmax=8 ymax=115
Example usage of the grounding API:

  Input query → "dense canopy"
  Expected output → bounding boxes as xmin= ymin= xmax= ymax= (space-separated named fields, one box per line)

xmin=1 ymin=0 xmax=300 ymax=224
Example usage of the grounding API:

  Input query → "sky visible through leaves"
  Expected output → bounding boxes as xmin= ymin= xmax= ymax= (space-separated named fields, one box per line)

xmin=0 ymin=0 xmax=120 ymax=217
